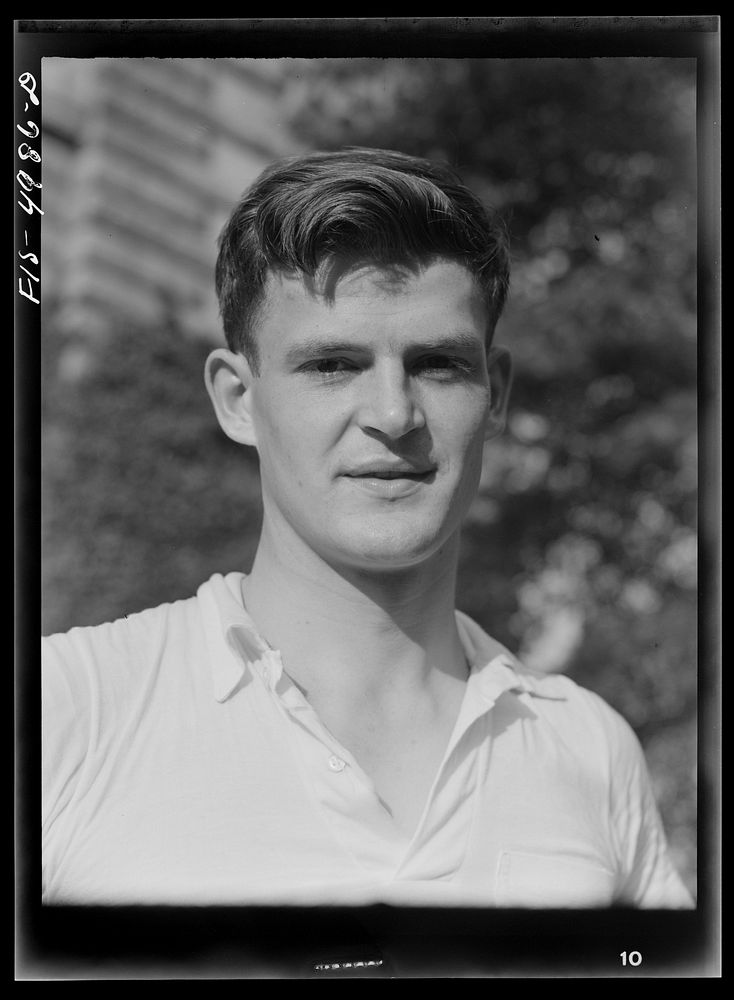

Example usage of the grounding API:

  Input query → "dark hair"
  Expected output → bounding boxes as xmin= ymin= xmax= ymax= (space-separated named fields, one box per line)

xmin=215 ymin=147 xmax=510 ymax=371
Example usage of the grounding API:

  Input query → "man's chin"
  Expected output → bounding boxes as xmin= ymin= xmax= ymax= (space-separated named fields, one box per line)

xmin=320 ymin=526 xmax=460 ymax=576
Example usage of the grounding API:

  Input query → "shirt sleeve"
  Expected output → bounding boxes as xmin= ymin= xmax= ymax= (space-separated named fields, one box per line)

xmin=42 ymin=632 xmax=95 ymax=893
xmin=600 ymin=699 xmax=694 ymax=908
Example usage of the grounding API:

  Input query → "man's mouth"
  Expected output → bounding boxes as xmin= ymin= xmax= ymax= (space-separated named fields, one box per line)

xmin=350 ymin=470 xmax=431 ymax=480
xmin=342 ymin=465 xmax=436 ymax=498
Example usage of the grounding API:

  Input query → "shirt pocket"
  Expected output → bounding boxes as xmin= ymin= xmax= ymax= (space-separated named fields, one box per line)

xmin=495 ymin=850 xmax=616 ymax=908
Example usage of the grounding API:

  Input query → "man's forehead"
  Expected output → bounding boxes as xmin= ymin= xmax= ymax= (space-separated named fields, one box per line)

xmin=252 ymin=260 xmax=490 ymax=367
xmin=263 ymin=257 xmax=483 ymax=306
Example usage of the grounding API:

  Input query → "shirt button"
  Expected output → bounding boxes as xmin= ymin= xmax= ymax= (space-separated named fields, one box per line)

xmin=327 ymin=755 xmax=346 ymax=772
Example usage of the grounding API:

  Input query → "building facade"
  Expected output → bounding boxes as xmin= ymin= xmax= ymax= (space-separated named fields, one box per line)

xmin=42 ymin=57 xmax=302 ymax=342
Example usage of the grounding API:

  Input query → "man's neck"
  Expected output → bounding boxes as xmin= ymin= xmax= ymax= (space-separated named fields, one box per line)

xmin=240 ymin=523 xmax=467 ymax=710
xmin=241 ymin=520 xmax=472 ymax=834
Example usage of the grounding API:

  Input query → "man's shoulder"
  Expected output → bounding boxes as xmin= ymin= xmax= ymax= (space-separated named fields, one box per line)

xmin=41 ymin=586 xmax=208 ymax=671
xmin=457 ymin=611 xmax=639 ymax=755
xmin=511 ymin=659 xmax=643 ymax=763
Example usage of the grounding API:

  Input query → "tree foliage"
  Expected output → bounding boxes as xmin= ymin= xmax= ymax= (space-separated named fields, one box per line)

xmin=42 ymin=318 xmax=264 ymax=633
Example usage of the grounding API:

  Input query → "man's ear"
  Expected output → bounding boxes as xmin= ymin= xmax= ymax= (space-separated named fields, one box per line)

xmin=204 ymin=348 xmax=258 ymax=447
xmin=485 ymin=345 xmax=513 ymax=441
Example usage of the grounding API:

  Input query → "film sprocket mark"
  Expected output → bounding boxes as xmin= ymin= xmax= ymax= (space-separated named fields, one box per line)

xmin=313 ymin=957 xmax=384 ymax=972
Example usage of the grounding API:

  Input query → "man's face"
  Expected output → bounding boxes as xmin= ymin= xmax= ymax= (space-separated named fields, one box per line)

xmin=244 ymin=259 xmax=506 ymax=573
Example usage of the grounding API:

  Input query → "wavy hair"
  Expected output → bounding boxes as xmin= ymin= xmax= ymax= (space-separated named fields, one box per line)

xmin=215 ymin=147 xmax=510 ymax=371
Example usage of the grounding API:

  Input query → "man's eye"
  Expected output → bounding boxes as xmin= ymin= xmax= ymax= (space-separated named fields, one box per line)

xmin=301 ymin=358 xmax=358 ymax=378
xmin=315 ymin=358 xmax=350 ymax=374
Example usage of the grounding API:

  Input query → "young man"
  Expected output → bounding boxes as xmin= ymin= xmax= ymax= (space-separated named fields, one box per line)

xmin=42 ymin=148 xmax=692 ymax=909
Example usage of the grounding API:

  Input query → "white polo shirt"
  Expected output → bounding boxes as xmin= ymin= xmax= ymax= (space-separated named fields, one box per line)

xmin=41 ymin=572 xmax=693 ymax=909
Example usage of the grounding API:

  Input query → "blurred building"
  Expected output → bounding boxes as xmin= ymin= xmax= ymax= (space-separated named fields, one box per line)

xmin=41 ymin=58 xmax=302 ymax=341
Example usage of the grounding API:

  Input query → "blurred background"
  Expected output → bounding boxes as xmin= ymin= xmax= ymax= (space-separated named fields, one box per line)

xmin=40 ymin=56 xmax=698 ymax=897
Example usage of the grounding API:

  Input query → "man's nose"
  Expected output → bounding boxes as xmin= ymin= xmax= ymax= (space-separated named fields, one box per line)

xmin=357 ymin=366 xmax=426 ymax=439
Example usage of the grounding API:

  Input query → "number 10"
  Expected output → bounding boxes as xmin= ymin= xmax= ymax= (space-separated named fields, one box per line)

xmin=620 ymin=950 xmax=642 ymax=966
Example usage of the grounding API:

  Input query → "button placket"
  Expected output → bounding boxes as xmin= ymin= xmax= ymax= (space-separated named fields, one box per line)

xmin=271 ymin=669 xmax=364 ymax=782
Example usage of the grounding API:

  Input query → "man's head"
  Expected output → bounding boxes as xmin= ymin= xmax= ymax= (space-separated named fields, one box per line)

xmin=215 ymin=147 xmax=510 ymax=374
xmin=207 ymin=148 xmax=513 ymax=575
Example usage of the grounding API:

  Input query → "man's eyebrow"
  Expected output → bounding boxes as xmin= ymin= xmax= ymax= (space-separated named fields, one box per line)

xmin=285 ymin=340 xmax=365 ymax=364
xmin=285 ymin=333 xmax=485 ymax=365
xmin=410 ymin=333 xmax=486 ymax=354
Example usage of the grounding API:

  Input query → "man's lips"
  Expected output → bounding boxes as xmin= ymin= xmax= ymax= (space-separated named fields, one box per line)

xmin=341 ymin=465 xmax=436 ymax=498
xmin=343 ymin=471 xmax=436 ymax=483
xmin=348 ymin=471 xmax=430 ymax=480
xmin=343 ymin=462 xmax=436 ymax=479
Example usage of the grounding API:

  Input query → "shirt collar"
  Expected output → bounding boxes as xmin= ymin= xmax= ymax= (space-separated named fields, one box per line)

xmin=198 ymin=573 xmax=533 ymax=706
xmin=197 ymin=572 xmax=271 ymax=703
xmin=454 ymin=610 xmax=534 ymax=710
